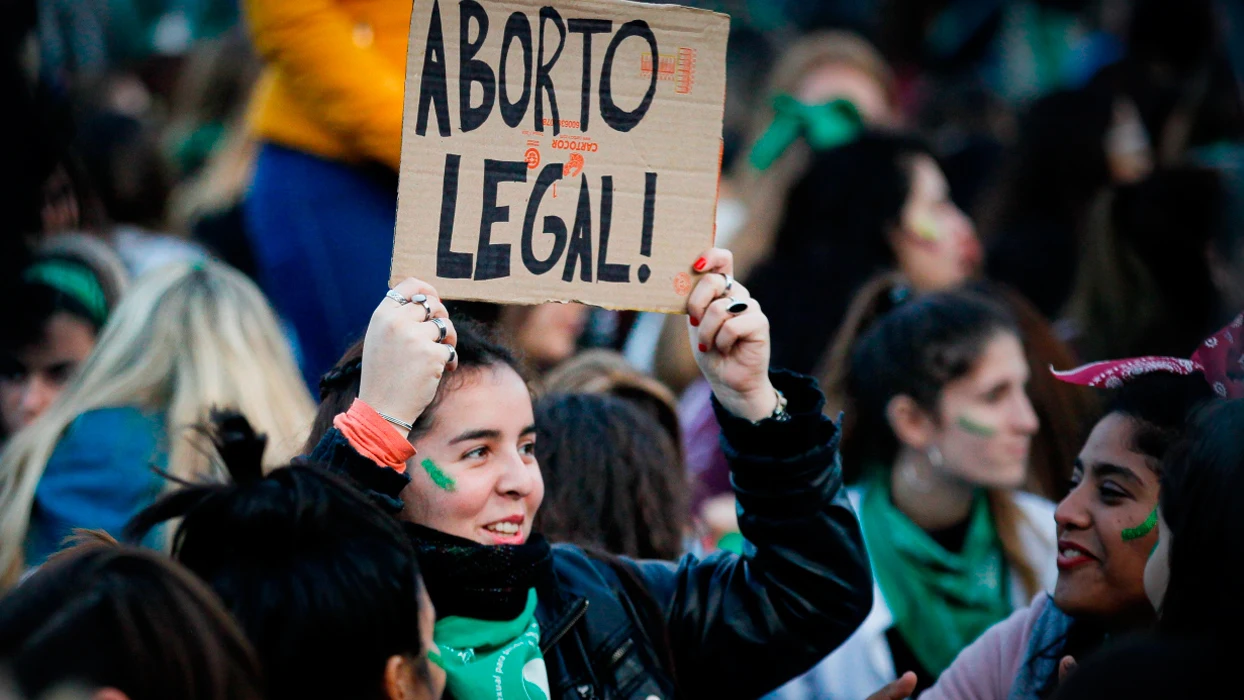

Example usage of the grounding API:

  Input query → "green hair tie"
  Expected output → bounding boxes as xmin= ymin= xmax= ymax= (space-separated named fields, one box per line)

xmin=748 ymin=96 xmax=864 ymax=171
xmin=23 ymin=258 xmax=109 ymax=327
xmin=1122 ymin=507 xmax=1159 ymax=541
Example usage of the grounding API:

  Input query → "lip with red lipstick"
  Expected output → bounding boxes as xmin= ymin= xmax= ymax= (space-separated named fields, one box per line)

xmin=1057 ymin=539 xmax=1098 ymax=570
xmin=482 ymin=514 xmax=526 ymax=545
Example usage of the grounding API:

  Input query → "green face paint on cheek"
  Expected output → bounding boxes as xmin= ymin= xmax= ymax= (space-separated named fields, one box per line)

xmin=956 ymin=415 xmax=997 ymax=438
xmin=1122 ymin=507 xmax=1158 ymax=541
xmin=420 ymin=458 xmax=457 ymax=492
xmin=911 ymin=213 xmax=942 ymax=242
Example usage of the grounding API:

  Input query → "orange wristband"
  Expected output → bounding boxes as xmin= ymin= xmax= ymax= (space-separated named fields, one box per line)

xmin=333 ymin=399 xmax=416 ymax=473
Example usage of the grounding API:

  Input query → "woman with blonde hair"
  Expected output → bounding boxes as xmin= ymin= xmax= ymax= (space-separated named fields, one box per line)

xmin=0 ymin=260 xmax=314 ymax=586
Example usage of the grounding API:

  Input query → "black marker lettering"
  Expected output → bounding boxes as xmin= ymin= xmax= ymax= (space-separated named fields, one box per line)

xmin=521 ymin=163 xmax=566 ymax=274
xmin=600 ymin=20 xmax=658 ymax=132
xmin=458 ymin=0 xmax=495 ymax=132
xmin=499 ymin=12 xmax=533 ymax=128
xmin=535 ymin=7 xmax=566 ymax=135
xmin=415 ymin=0 xmax=451 ymax=137
xmin=562 ymin=175 xmax=593 ymax=282
xmin=436 ymin=154 xmax=471 ymax=278
xmin=637 ymin=172 xmax=656 ymax=283
xmin=596 ymin=175 xmax=629 ymax=282
xmin=567 ymin=19 xmax=611 ymax=132
xmin=475 ymin=159 xmax=527 ymax=280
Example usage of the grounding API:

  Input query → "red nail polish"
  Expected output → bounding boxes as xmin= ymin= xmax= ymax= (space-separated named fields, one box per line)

xmin=698 ymin=343 xmax=707 ymax=353
xmin=690 ymin=316 xmax=700 ymax=327
xmin=693 ymin=257 xmax=707 ymax=272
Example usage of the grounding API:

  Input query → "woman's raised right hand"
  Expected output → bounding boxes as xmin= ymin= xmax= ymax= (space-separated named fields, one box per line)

xmin=358 ymin=278 xmax=457 ymax=434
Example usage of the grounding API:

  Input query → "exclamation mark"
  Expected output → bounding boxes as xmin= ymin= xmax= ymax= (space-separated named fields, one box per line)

xmin=637 ymin=172 xmax=657 ymax=283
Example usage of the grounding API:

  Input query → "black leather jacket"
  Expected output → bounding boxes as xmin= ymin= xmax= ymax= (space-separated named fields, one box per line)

xmin=310 ymin=370 xmax=872 ymax=699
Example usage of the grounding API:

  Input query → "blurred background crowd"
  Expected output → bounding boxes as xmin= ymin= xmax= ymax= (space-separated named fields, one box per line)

xmin=3 ymin=0 xmax=1244 ymax=698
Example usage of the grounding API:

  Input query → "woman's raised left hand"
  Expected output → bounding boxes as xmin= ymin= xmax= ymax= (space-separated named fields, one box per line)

xmin=686 ymin=248 xmax=778 ymax=422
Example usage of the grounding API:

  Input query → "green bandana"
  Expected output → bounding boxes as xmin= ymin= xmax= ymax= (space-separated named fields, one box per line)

xmin=433 ymin=588 xmax=549 ymax=700
xmin=748 ymin=96 xmax=863 ymax=171
xmin=859 ymin=472 xmax=1012 ymax=677
xmin=23 ymin=258 xmax=109 ymax=327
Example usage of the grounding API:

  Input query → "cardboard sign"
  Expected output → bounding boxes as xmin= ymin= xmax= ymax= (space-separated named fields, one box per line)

xmin=392 ymin=0 xmax=729 ymax=312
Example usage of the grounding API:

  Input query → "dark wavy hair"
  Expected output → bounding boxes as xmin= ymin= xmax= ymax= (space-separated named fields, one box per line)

xmin=0 ymin=532 xmax=265 ymax=700
xmin=534 ymin=393 xmax=688 ymax=560
xmin=1155 ymin=398 xmax=1244 ymax=641
xmin=126 ymin=411 xmax=430 ymax=700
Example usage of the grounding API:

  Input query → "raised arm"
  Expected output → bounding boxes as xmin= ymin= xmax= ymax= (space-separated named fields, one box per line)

xmin=622 ymin=249 xmax=874 ymax=698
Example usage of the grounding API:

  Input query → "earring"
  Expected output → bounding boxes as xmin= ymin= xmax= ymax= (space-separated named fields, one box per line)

xmin=926 ymin=445 xmax=944 ymax=469
xmin=898 ymin=457 xmax=934 ymax=494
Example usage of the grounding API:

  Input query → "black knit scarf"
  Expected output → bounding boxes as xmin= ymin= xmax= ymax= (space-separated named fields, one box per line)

xmin=403 ymin=523 xmax=553 ymax=621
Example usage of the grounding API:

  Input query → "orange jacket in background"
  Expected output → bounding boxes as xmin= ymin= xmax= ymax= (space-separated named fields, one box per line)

xmin=243 ymin=0 xmax=411 ymax=171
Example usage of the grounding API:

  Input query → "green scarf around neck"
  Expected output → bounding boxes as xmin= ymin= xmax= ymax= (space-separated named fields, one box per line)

xmin=433 ymin=588 xmax=549 ymax=700
xmin=859 ymin=472 xmax=1012 ymax=677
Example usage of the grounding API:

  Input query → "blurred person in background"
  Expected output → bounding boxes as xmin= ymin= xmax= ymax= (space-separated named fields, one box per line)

xmin=127 ymin=411 xmax=444 ymax=700
xmin=1 ymin=235 xmax=129 ymax=443
xmin=776 ymin=282 xmax=1052 ymax=699
xmin=540 ymin=349 xmax=682 ymax=455
xmin=676 ymin=134 xmax=981 ymax=534
xmin=978 ymin=88 xmax=1130 ymax=319
xmin=819 ymin=276 xmax=1097 ymax=503
xmin=749 ymin=132 xmax=980 ymax=377
xmin=1065 ymin=166 xmax=1229 ymax=361
xmin=163 ymin=27 xmax=263 ymax=280
xmin=0 ymin=533 xmax=264 ymax=700
xmin=966 ymin=282 xmax=1096 ymax=501
xmin=240 ymin=0 xmax=412 ymax=388
xmin=0 ymin=260 xmax=314 ymax=585
xmin=449 ymin=302 xmax=591 ymax=377
xmin=534 ymin=393 xmax=688 ymax=561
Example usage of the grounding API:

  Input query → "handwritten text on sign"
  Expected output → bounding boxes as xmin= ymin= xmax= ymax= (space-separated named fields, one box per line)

xmin=392 ymin=0 xmax=729 ymax=312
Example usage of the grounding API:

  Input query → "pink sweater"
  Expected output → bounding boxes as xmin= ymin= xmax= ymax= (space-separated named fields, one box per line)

xmin=919 ymin=594 xmax=1053 ymax=700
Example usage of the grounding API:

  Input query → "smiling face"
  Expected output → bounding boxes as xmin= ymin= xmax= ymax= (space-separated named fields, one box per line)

xmin=891 ymin=155 xmax=982 ymax=292
xmin=399 ymin=365 xmax=543 ymax=546
xmin=1053 ymin=413 xmax=1161 ymax=621
xmin=923 ymin=332 xmax=1039 ymax=488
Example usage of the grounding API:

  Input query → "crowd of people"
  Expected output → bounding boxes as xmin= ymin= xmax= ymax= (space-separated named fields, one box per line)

xmin=2 ymin=0 xmax=1243 ymax=698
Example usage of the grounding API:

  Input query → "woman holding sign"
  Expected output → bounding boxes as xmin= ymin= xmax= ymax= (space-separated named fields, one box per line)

xmin=306 ymin=248 xmax=873 ymax=699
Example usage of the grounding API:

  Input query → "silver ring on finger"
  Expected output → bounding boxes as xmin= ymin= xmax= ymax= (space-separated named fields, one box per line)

xmin=719 ymin=273 xmax=734 ymax=293
xmin=725 ymin=296 xmax=749 ymax=314
xmin=430 ymin=317 xmax=448 ymax=343
xmin=385 ymin=289 xmax=409 ymax=306
xmin=411 ymin=293 xmax=433 ymax=321
xmin=446 ymin=344 xmax=457 ymax=366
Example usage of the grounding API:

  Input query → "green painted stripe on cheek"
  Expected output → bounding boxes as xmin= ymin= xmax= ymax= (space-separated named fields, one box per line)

xmin=421 ymin=458 xmax=457 ymax=492
xmin=956 ymin=415 xmax=997 ymax=438
xmin=1122 ymin=507 xmax=1158 ymax=541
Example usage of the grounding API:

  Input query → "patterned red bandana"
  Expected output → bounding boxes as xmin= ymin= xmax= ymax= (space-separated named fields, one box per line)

xmin=1053 ymin=313 xmax=1244 ymax=398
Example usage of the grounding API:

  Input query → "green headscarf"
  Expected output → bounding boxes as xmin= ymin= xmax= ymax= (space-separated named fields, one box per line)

xmin=859 ymin=471 xmax=1012 ymax=677
xmin=433 ymin=588 xmax=550 ymax=700
xmin=748 ymin=96 xmax=863 ymax=171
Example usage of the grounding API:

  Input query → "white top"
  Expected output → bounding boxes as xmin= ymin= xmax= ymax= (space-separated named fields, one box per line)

xmin=769 ymin=487 xmax=1058 ymax=700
